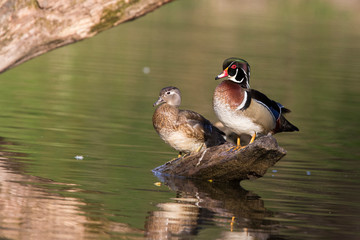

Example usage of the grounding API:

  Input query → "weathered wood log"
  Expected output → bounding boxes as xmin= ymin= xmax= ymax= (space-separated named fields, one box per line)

xmin=153 ymin=135 xmax=286 ymax=182
xmin=0 ymin=0 xmax=173 ymax=73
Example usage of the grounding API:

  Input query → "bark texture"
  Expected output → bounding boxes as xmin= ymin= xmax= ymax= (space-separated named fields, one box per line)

xmin=153 ymin=135 xmax=287 ymax=182
xmin=0 ymin=0 xmax=173 ymax=73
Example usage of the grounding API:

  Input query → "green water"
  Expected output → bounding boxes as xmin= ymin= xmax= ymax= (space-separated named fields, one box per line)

xmin=0 ymin=0 xmax=359 ymax=239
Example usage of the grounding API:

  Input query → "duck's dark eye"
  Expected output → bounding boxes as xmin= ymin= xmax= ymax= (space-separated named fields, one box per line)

xmin=166 ymin=91 xmax=171 ymax=95
xmin=231 ymin=64 xmax=237 ymax=69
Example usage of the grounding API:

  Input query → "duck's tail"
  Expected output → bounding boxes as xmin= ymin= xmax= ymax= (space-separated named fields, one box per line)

xmin=277 ymin=115 xmax=299 ymax=133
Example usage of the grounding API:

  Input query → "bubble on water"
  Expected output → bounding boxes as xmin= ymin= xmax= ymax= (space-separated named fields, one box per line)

xmin=143 ymin=67 xmax=150 ymax=74
xmin=75 ymin=155 xmax=84 ymax=160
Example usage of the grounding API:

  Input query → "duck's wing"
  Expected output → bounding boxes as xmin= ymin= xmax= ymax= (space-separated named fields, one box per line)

xmin=249 ymin=89 xmax=291 ymax=120
xmin=178 ymin=110 xmax=225 ymax=144
xmin=178 ymin=110 xmax=208 ymax=135
xmin=250 ymin=89 xmax=298 ymax=133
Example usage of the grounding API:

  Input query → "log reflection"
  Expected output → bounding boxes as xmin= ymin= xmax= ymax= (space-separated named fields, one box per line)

xmin=146 ymin=174 xmax=279 ymax=240
xmin=0 ymin=137 xmax=142 ymax=240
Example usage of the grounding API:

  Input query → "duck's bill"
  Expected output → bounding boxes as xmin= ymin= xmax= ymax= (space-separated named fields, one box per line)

xmin=153 ymin=97 xmax=164 ymax=107
xmin=215 ymin=67 xmax=228 ymax=80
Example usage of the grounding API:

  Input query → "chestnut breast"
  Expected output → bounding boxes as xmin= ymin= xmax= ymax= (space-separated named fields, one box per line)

xmin=214 ymin=80 xmax=246 ymax=110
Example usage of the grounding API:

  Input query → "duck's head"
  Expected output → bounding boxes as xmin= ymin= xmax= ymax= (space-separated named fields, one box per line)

xmin=215 ymin=57 xmax=251 ymax=89
xmin=153 ymin=86 xmax=181 ymax=107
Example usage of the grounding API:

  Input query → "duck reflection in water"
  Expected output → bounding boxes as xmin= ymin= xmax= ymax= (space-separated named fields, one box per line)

xmin=145 ymin=194 xmax=199 ymax=239
xmin=145 ymin=174 xmax=280 ymax=240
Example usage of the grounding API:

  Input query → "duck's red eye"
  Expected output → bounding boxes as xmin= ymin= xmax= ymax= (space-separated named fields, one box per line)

xmin=231 ymin=65 xmax=237 ymax=69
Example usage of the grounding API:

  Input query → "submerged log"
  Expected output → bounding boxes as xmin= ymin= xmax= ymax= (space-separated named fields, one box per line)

xmin=153 ymin=135 xmax=286 ymax=182
xmin=0 ymin=0 xmax=173 ymax=73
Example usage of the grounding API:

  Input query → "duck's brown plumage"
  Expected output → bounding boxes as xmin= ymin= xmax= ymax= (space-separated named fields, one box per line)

xmin=153 ymin=86 xmax=225 ymax=154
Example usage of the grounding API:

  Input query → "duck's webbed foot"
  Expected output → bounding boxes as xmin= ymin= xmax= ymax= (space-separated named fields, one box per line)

xmin=227 ymin=137 xmax=245 ymax=152
xmin=227 ymin=133 xmax=256 ymax=152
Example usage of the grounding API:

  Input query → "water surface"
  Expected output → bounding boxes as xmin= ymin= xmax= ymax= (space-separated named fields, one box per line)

xmin=0 ymin=0 xmax=359 ymax=239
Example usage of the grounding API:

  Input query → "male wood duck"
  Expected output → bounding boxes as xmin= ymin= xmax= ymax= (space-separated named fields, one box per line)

xmin=213 ymin=57 xmax=299 ymax=149
xmin=153 ymin=86 xmax=225 ymax=157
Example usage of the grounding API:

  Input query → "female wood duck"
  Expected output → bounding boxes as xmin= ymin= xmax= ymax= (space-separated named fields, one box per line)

xmin=213 ymin=57 xmax=299 ymax=149
xmin=153 ymin=86 xmax=225 ymax=157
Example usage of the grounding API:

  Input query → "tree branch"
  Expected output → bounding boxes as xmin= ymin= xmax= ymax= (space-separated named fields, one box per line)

xmin=0 ymin=0 xmax=173 ymax=73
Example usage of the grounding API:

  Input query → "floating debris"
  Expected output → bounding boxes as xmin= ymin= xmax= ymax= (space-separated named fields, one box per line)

xmin=74 ymin=155 xmax=84 ymax=160
xmin=143 ymin=67 xmax=150 ymax=74
xmin=154 ymin=182 xmax=162 ymax=186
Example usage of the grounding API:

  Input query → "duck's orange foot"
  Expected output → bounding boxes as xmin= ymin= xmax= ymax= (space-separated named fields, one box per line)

xmin=227 ymin=132 xmax=257 ymax=152
xmin=249 ymin=132 xmax=256 ymax=144
xmin=226 ymin=137 xmax=246 ymax=152
xmin=227 ymin=145 xmax=245 ymax=153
